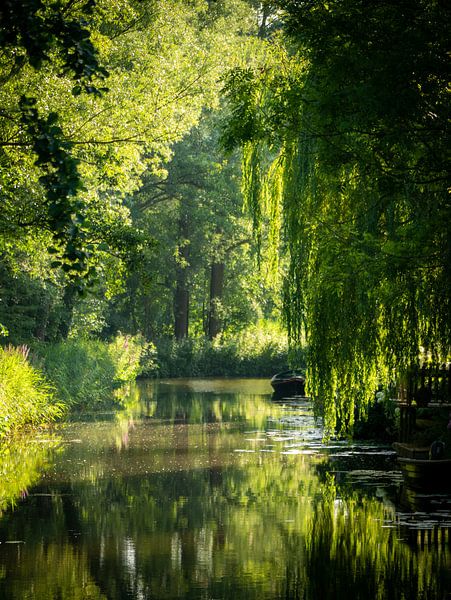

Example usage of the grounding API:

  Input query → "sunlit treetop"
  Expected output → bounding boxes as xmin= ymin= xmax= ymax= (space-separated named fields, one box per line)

xmin=0 ymin=0 xmax=262 ymax=285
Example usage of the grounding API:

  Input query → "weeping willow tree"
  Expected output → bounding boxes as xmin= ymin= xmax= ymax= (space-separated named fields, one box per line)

xmin=222 ymin=0 xmax=450 ymax=434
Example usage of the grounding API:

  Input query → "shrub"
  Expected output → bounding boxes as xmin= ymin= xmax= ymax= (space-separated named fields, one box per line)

xmin=38 ymin=339 xmax=116 ymax=409
xmin=151 ymin=323 xmax=298 ymax=378
xmin=108 ymin=333 xmax=148 ymax=383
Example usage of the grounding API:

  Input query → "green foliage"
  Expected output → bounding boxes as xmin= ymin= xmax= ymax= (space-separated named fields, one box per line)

xmin=222 ymin=1 xmax=450 ymax=434
xmin=0 ymin=334 xmax=146 ymax=440
xmin=147 ymin=322 xmax=292 ymax=377
xmin=0 ymin=345 xmax=64 ymax=438
xmin=0 ymin=0 xmax=249 ymax=278
xmin=1 ymin=0 xmax=108 ymax=88
xmin=110 ymin=106 xmax=281 ymax=341
xmin=37 ymin=334 xmax=145 ymax=409
xmin=0 ymin=255 xmax=62 ymax=345
xmin=35 ymin=339 xmax=113 ymax=409
xmin=0 ymin=0 xmax=267 ymax=345
xmin=1 ymin=0 xmax=108 ymax=277
xmin=108 ymin=333 xmax=149 ymax=383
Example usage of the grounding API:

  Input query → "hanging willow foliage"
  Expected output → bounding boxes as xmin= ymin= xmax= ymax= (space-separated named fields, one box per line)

xmin=222 ymin=1 xmax=450 ymax=435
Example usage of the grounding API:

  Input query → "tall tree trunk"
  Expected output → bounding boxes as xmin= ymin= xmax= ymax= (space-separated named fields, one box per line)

xmin=207 ymin=261 xmax=224 ymax=339
xmin=258 ymin=3 xmax=273 ymax=39
xmin=174 ymin=285 xmax=189 ymax=339
xmin=34 ymin=294 xmax=51 ymax=341
xmin=173 ymin=212 xmax=190 ymax=339
xmin=58 ymin=283 xmax=77 ymax=339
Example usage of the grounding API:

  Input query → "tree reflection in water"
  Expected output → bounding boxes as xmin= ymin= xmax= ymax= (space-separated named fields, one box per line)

xmin=0 ymin=379 xmax=449 ymax=599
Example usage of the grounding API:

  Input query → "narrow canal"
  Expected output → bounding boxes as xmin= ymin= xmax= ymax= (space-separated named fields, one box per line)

xmin=0 ymin=379 xmax=450 ymax=599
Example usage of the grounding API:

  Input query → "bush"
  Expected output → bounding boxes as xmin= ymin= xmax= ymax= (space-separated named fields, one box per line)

xmin=108 ymin=333 xmax=148 ymax=382
xmin=150 ymin=323 xmax=298 ymax=378
xmin=0 ymin=335 xmax=146 ymax=438
xmin=38 ymin=339 xmax=116 ymax=409
xmin=0 ymin=345 xmax=64 ymax=438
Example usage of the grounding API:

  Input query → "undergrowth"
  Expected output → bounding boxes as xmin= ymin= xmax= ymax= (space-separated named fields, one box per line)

xmin=143 ymin=324 xmax=297 ymax=378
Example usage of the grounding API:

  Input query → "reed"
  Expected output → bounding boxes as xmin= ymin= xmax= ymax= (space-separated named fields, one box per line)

xmin=38 ymin=334 xmax=145 ymax=410
xmin=0 ymin=345 xmax=64 ymax=438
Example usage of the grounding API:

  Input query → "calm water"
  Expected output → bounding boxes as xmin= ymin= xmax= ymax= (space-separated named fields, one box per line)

xmin=0 ymin=378 xmax=450 ymax=599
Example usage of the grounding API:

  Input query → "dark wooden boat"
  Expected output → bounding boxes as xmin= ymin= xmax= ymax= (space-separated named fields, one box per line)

xmin=392 ymin=442 xmax=430 ymax=460
xmin=271 ymin=370 xmax=305 ymax=396
xmin=397 ymin=457 xmax=451 ymax=492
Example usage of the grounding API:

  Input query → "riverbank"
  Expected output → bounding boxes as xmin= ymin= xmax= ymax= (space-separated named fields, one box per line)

xmin=0 ymin=345 xmax=63 ymax=438
xmin=0 ymin=335 xmax=144 ymax=439
xmin=144 ymin=327 xmax=294 ymax=378
xmin=0 ymin=326 xmax=293 ymax=439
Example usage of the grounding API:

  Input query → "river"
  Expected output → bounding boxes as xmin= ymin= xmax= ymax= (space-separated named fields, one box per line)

xmin=0 ymin=378 xmax=450 ymax=599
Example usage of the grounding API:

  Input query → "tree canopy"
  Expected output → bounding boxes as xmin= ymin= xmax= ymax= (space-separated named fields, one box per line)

xmin=106 ymin=108 xmax=280 ymax=342
xmin=222 ymin=0 xmax=450 ymax=432
xmin=0 ymin=0 xmax=265 ymax=342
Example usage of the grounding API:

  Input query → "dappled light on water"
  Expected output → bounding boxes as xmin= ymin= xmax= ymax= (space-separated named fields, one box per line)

xmin=0 ymin=379 xmax=450 ymax=599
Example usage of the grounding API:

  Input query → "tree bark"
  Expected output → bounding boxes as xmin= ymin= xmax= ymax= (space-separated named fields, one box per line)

xmin=34 ymin=294 xmax=51 ymax=341
xmin=207 ymin=261 xmax=225 ymax=339
xmin=58 ymin=283 xmax=77 ymax=339
xmin=174 ymin=286 xmax=189 ymax=339
xmin=173 ymin=212 xmax=190 ymax=339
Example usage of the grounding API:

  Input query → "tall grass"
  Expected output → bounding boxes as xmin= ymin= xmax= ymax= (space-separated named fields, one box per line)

xmin=0 ymin=334 xmax=146 ymax=440
xmin=0 ymin=345 xmax=64 ymax=438
xmin=37 ymin=334 xmax=145 ymax=410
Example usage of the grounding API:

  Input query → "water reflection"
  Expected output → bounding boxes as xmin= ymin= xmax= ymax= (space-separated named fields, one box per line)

xmin=0 ymin=379 xmax=450 ymax=599
xmin=0 ymin=432 xmax=61 ymax=515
